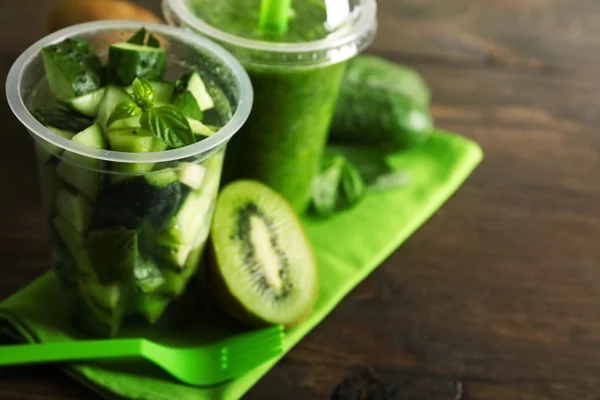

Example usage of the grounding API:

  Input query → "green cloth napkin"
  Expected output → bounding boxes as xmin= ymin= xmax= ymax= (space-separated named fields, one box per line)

xmin=0 ymin=130 xmax=482 ymax=400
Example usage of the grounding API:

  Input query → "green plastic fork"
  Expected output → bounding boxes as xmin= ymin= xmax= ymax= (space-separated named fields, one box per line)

xmin=0 ymin=325 xmax=284 ymax=386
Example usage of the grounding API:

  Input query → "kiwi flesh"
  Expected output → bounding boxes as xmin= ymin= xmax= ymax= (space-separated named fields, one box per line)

xmin=209 ymin=180 xmax=319 ymax=328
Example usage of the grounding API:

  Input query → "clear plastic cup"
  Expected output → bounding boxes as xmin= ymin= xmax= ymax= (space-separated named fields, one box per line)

xmin=5 ymin=20 xmax=253 ymax=338
xmin=163 ymin=0 xmax=378 ymax=213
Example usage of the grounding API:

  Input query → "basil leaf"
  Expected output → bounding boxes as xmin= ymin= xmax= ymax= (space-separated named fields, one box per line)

xmin=147 ymin=33 xmax=160 ymax=48
xmin=369 ymin=170 xmax=412 ymax=192
xmin=132 ymin=77 xmax=156 ymax=110
xmin=107 ymin=101 xmax=142 ymax=128
xmin=140 ymin=105 xmax=195 ymax=148
xmin=172 ymin=91 xmax=203 ymax=121
xmin=341 ymin=161 xmax=366 ymax=205
xmin=311 ymin=157 xmax=345 ymax=217
xmin=127 ymin=28 xmax=147 ymax=45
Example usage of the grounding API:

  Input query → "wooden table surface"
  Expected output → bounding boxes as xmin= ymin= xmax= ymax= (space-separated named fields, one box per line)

xmin=1 ymin=0 xmax=599 ymax=399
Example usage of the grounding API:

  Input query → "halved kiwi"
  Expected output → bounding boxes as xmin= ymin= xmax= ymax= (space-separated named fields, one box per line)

xmin=209 ymin=180 xmax=319 ymax=328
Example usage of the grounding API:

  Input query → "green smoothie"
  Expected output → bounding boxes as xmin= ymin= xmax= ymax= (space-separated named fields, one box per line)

xmin=170 ymin=0 xmax=378 ymax=212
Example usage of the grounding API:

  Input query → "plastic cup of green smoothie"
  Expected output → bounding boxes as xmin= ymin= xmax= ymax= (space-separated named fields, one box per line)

xmin=163 ymin=0 xmax=378 ymax=212
xmin=5 ymin=21 xmax=253 ymax=337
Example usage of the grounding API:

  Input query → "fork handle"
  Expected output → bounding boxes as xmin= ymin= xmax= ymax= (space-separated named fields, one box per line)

xmin=0 ymin=340 xmax=142 ymax=366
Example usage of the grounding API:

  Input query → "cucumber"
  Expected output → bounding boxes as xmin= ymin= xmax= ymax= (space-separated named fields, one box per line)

xmin=35 ymin=126 xmax=76 ymax=163
xmin=188 ymin=118 xmax=217 ymax=138
xmin=125 ymin=81 xmax=174 ymax=105
xmin=330 ymin=55 xmax=434 ymax=150
xmin=177 ymin=162 xmax=206 ymax=190
xmin=107 ymin=42 xmax=167 ymax=86
xmin=330 ymin=85 xmax=433 ymax=149
xmin=96 ymin=85 xmax=134 ymax=131
xmin=186 ymin=71 xmax=214 ymax=111
xmin=32 ymin=107 xmax=93 ymax=133
xmin=134 ymin=258 xmax=166 ymax=294
xmin=41 ymin=38 xmax=105 ymax=101
xmin=107 ymin=128 xmax=168 ymax=174
xmin=78 ymin=279 xmax=121 ymax=312
xmin=344 ymin=55 xmax=431 ymax=107
xmin=145 ymin=169 xmax=179 ymax=188
xmin=67 ymin=88 xmax=106 ymax=117
xmin=130 ymin=294 xmax=170 ymax=324
xmin=72 ymin=123 xmax=106 ymax=150
xmin=52 ymin=215 xmax=95 ymax=278
xmin=109 ymin=116 xmax=142 ymax=130
xmin=84 ymin=228 xmax=138 ymax=284
xmin=56 ymin=124 xmax=107 ymax=200
xmin=55 ymin=188 xmax=93 ymax=232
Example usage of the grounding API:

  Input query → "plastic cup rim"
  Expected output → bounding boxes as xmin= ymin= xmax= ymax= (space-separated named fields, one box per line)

xmin=5 ymin=20 xmax=254 ymax=164
xmin=164 ymin=0 xmax=378 ymax=59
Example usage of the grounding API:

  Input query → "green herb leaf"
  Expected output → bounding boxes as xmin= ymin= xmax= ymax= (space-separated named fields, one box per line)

xmin=341 ymin=161 xmax=366 ymax=205
xmin=132 ymin=77 xmax=156 ymax=110
xmin=147 ymin=34 xmax=160 ymax=48
xmin=311 ymin=157 xmax=344 ymax=217
xmin=172 ymin=91 xmax=203 ymax=121
xmin=140 ymin=105 xmax=195 ymax=148
xmin=369 ymin=170 xmax=412 ymax=192
xmin=107 ymin=101 xmax=142 ymax=128
xmin=127 ymin=28 xmax=147 ymax=45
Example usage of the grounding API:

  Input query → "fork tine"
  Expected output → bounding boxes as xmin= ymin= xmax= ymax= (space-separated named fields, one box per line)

xmin=226 ymin=340 xmax=283 ymax=365
xmin=226 ymin=347 xmax=283 ymax=375
xmin=224 ymin=325 xmax=284 ymax=352
xmin=225 ymin=331 xmax=283 ymax=354
xmin=221 ymin=325 xmax=283 ymax=347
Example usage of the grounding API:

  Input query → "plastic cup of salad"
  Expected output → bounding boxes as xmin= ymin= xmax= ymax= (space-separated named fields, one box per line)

xmin=163 ymin=0 xmax=378 ymax=213
xmin=5 ymin=20 xmax=253 ymax=337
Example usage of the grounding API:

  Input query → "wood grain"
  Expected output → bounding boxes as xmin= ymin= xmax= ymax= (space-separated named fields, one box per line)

xmin=1 ymin=0 xmax=599 ymax=399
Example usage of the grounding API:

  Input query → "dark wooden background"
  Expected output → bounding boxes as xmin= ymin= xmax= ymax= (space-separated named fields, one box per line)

xmin=1 ymin=0 xmax=599 ymax=399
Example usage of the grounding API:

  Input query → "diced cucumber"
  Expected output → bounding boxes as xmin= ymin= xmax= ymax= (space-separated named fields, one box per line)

xmin=177 ymin=162 xmax=206 ymax=190
xmin=97 ymin=85 xmax=134 ymax=131
xmin=107 ymin=129 xmax=168 ymax=174
xmin=35 ymin=126 xmax=76 ymax=163
xmin=37 ymin=163 xmax=64 ymax=212
xmin=107 ymin=42 xmax=167 ymax=86
xmin=109 ymin=116 xmax=142 ymax=130
xmin=186 ymin=72 xmax=214 ymax=111
xmin=173 ymin=91 xmax=203 ymax=121
xmin=41 ymin=38 xmax=104 ymax=101
xmin=188 ymin=118 xmax=217 ymax=138
xmin=56 ymin=152 xmax=103 ymax=200
xmin=72 ymin=123 xmax=106 ymax=150
xmin=52 ymin=215 xmax=95 ymax=278
xmin=130 ymin=294 xmax=170 ymax=324
xmin=78 ymin=279 xmax=121 ymax=312
xmin=134 ymin=258 xmax=166 ymax=293
xmin=32 ymin=107 xmax=94 ymax=133
xmin=145 ymin=169 xmax=179 ymax=188
xmin=84 ymin=228 xmax=138 ymax=284
xmin=55 ymin=188 xmax=93 ymax=232
xmin=67 ymin=88 xmax=106 ymax=117
xmin=159 ymin=248 xmax=203 ymax=296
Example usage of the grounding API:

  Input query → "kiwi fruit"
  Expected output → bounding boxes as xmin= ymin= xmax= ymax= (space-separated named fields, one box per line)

xmin=209 ymin=180 xmax=319 ymax=328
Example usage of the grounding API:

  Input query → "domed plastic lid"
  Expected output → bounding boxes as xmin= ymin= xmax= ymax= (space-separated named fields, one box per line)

xmin=163 ymin=0 xmax=378 ymax=69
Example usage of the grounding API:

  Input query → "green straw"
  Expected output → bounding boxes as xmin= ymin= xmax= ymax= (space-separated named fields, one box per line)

xmin=259 ymin=0 xmax=292 ymax=34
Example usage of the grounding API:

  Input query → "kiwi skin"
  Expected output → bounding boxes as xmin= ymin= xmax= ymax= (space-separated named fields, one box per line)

xmin=207 ymin=183 xmax=320 ymax=330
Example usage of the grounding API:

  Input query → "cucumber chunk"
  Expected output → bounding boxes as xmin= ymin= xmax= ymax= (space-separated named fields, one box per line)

xmin=32 ymin=107 xmax=93 ymax=133
xmin=97 ymin=85 xmax=135 ymax=131
xmin=185 ymin=71 xmax=214 ymax=111
xmin=55 ymin=188 xmax=93 ymax=232
xmin=177 ymin=162 xmax=206 ymax=190
xmin=84 ymin=228 xmax=138 ymax=284
xmin=35 ymin=126 xmax=76 ymax=163
xmin=72 ymin=123 xmax=106 ymax=150
xmin=67 ymin=88 xmax=106 ymax=117
xmin=107 ymin=128 xmax=168 ymax=174
xmin=41 ymin=38 xmax=104 ymax=101
xmin=145 ymin=169 xmax=179 ymax=188
xmin=107 ymin=42 xmax=167 ymax=86
xmin=134 ymin=258 xmax=166 ymax=294
xmin=56 ymin=124 xmax=106 ymax=200
xmin=173 ymin=91 xmax=203 ymax=121
xmin=130 ymin=294 xmax=170 ymax=324
xmin=52 ymin=215 xmax=95 ymax=278
xmin=56 ymin=152 xmax=103 ymax=200
xmin=188 ymin=118 xmax=217 ymax=138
